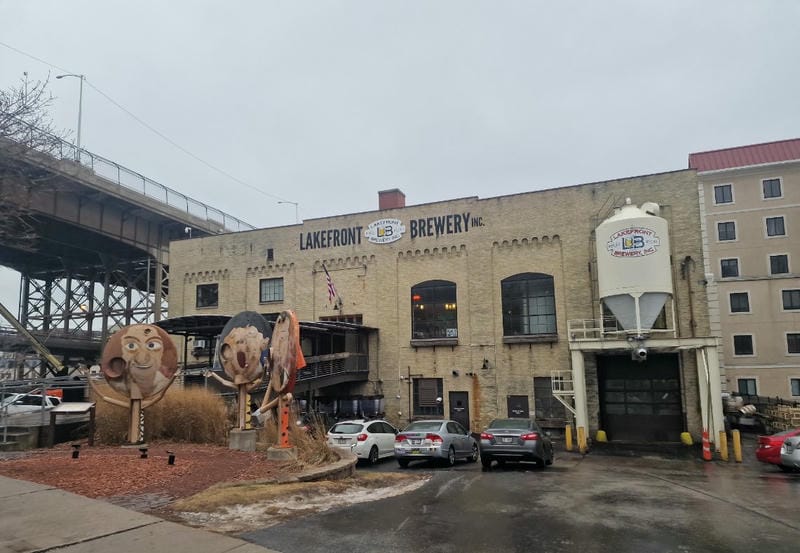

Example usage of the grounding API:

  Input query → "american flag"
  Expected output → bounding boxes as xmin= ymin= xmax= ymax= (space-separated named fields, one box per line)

xmin=323 ymin=264 xmax=337 ymax=303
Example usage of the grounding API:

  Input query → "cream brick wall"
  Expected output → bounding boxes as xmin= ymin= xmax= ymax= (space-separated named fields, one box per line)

xmin=169 ymin=169 xmax=711 ymax=433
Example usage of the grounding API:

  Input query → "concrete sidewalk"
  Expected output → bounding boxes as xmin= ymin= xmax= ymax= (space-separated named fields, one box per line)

xmin=0 ymin=475 xmax=280 ymax=553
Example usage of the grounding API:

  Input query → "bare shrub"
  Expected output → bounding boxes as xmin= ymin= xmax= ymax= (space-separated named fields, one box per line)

xmin=257 ymin=410 xmax=338 ymax=467
xmin=92 ymin=385 xmax=228 ymax=445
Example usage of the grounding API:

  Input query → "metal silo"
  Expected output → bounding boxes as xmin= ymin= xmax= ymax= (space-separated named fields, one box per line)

xmin=595 ymin=198 xmax=673 ymax=338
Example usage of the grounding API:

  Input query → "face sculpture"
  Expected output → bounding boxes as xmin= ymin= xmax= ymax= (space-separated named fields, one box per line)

xmin=101 ymin=324 xmax=178 ymax=399
xmin=217 ymin=312 xmax=271 ymax=385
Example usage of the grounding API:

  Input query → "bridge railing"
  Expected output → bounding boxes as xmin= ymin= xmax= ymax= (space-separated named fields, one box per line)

xmin=9 ymin=122 xmax=255 ymax=233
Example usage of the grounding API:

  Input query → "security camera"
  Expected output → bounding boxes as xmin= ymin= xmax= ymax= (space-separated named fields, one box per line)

xmin=436 ymin=397 xmax=443 ymax=403
xmin=452 ymin=370 xmax=460 ymax=377
xmin=632 ymin=347 xmax=648 ymax=362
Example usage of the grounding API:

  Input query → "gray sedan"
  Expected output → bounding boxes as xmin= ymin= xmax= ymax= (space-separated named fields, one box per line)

xmin=394 ymin=419 xmax=479 ymax=468
xmin=479 ymin=418 xmax=554 ymax=470
xmin=780 ymin=435 xmax=800 ymax=471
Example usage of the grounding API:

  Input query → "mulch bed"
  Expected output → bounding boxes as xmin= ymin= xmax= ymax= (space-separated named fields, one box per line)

xmin=0 ymin=441 xmax=300 ymax=505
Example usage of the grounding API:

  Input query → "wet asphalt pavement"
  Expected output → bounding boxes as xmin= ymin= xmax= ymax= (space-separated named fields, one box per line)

xmin=241 ymin=441 xmax=800 ymax=553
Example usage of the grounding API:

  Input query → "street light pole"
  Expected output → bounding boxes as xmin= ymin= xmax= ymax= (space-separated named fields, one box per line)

xmin=278 ymin=201 xmax=299 ymax=224
xmin=55 ymin=73 xmax=85 ymax=150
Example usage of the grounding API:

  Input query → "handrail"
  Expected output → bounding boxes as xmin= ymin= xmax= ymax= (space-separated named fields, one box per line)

xmin=4 ymin=122 xmax=255 ymax=233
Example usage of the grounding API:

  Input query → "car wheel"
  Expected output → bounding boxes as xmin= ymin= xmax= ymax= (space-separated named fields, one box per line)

xmin=778 ymin=464 xmax=796 ymax=473
xmin=398 ymin=459 xmax=409 ymax=468
xmin=545 ymin=448 xmax=553 ymax=466
xmin=468 ymin=444 xmax=479 ymax=463
xmin=481 ymin=456 xmax=492 ymax=471
xmin=368 ymin=446 xmax=379 ymax=465
xmin=446 ymin=446 xmax=456 ymax=467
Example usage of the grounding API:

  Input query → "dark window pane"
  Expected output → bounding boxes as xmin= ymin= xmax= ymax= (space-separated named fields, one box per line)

xmin=196 ymin=283 xmax=218 ymax=308
xmin=720 ymin=258 xmax=739 ymax=278
xmin=501 ymin=273 xmax=557 ymax=336
xmin=770 ymin=255 xmax=789 ymax=275
xmin=718 ymin=222 xmax=736 ymax=241
xmin=791 ymin=379 xmax=800 ymax=396
xmin=766 ymin=217 xmax=785 ymax=237
xmin=714 ymin=184 xmax=733 ymax=204
xmin=259 ymin=278 xmax=284 ymax=303
xmin=411 ymin=280 xmax=458 ymax=339
xmin=733 ymin=335 xmax=754 ymax=355
xmin=783 ymin=290 xmax=800 ymax=310
xmin=738 ymin=378 xmax=757 ymax=395
xmin=787 ymin=333 xmax=800 ymax=354
xmin=729 ymin=292 xmax=750 ymax=313
xmin=763 ymin=178 xmax=782 ymax=199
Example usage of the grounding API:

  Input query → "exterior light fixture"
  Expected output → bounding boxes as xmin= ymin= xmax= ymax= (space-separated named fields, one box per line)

xmin=481 ymin=359 xmax=490 ymax=370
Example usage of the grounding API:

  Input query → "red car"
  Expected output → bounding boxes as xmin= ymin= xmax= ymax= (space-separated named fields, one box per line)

xmin=756 ymin=428 xmax=800 ymax=467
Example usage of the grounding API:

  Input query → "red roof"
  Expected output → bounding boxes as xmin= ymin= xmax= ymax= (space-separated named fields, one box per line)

xmin=688 ymin=138 xmax=800 ymax=172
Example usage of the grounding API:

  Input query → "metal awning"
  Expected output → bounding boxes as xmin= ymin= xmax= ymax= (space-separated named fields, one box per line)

xmin=155 ymin=314 xmax=377 ymax=337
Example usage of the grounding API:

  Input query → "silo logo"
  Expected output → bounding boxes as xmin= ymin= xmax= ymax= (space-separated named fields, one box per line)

xmin=365 ymin=218 xmax=406 ymax=244
xmin=607 ymin=227 xmax=660 ymax=257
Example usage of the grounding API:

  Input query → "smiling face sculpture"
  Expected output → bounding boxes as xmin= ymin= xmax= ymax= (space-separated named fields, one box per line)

xmin=100 ymin=324 xmax=178 ymax=399
xmin=216 ymin=311 xmax=271 ymax=385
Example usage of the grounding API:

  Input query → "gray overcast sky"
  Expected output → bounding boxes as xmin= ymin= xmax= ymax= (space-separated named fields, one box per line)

xmin=1 ymin=1 xmax=799 ymax=312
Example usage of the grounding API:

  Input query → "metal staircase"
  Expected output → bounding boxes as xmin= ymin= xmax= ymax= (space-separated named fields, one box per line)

xmin=551 ymin=369 xmax=576 ymax=417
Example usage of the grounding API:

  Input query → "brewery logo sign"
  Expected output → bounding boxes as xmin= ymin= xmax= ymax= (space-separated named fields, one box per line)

xmin=365 ymin=218 xmax=406 ymax=244
xmin=606 ymin=227 xmax=660 ymax=257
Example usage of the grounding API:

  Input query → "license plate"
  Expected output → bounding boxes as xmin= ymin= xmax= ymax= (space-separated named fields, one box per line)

xmin=411 ymin=449 xmax=421 ymax=455
xmin=502 ymin=437 xmax=513 ymax=443
xmin=336 ymin=438 xmax=347 ymax=444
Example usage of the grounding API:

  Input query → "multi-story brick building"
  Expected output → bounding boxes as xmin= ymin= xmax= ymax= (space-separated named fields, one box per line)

xmin=692 ymin=138 xmax=800 ymax=400
xmin=168 ymin=169 xmax=724 ymax=444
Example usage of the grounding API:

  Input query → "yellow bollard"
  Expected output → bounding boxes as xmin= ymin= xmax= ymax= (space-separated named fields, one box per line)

xmin=732 ymin=429 xmax=742 ymax=463
xmin=680 ymin=432 xmax=693 ymax=446
xmin=565 ymin=424 xmax=573 ymax=452
xmin=577 ymin=426 xmax=587 ymax=454
xmin=718 ymin=430 xmax=729 ymax=462
xmin=596 ymin=430 xmax=608 ymax=442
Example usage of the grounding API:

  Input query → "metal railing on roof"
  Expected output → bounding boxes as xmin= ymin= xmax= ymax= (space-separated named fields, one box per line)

xmin=5 ymin=122 xmax=255 ymax=233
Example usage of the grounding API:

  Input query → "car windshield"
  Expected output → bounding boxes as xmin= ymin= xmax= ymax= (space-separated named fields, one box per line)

xmin=330 ymin=423 xmax=364 ymax=434
xmin=404 ymin=421 xmax=444 ymax=432
xmin=488 ymin=419 xmax=532 ymax=430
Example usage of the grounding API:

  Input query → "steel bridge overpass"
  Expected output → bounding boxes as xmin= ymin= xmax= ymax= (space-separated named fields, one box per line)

xmin=0 ymin=126 xmax=253 ymax=374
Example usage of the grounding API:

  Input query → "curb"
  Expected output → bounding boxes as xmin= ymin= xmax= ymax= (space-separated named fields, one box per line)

xmin=209 ymin=450 xmax=359 ymax=490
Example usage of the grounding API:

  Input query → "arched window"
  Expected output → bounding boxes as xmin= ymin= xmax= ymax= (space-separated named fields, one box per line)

xmin=411 ymin=280 xmax=458 ymax=340
xmin=501 ymin=273 xmax=556 ymax=337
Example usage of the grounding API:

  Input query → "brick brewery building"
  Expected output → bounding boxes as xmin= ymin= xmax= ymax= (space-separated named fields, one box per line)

xmin=168 ymin=169 xmax=725 ymax=445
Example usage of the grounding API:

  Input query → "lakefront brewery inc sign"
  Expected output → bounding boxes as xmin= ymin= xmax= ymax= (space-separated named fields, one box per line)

xmin=606 ymin=226 xmax=660 ymax=257
xmin=298 ymin=211 xmax=485 ymax=249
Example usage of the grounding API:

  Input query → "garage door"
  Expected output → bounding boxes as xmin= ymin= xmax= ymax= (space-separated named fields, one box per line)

xmin=598 ymin=354 xmax=683 ymax=442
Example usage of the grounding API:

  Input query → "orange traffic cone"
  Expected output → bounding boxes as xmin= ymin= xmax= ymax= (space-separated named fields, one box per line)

xmin=702 ymin=430 xmax=712 ymax=461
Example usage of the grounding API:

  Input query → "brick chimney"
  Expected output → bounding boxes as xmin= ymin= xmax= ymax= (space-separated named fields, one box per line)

xmin=378 ymin=189 xmax=405 ymax=210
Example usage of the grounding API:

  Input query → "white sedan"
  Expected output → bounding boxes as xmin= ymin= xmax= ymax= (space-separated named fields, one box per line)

xmin=326 ymin=419 xmax=398 ymax=464
xmin=1 ymin=393 xmax=62 ymax=415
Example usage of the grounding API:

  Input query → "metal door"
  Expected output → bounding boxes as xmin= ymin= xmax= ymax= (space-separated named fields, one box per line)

xmin=598 ymin=354 xmax=683 ymax=442
xmin=448 ymin=391 xmax=470 ymax=430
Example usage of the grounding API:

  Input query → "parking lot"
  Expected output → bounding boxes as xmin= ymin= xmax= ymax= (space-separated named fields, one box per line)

xmin=243 ymin=439 xmax=800 ymax=553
